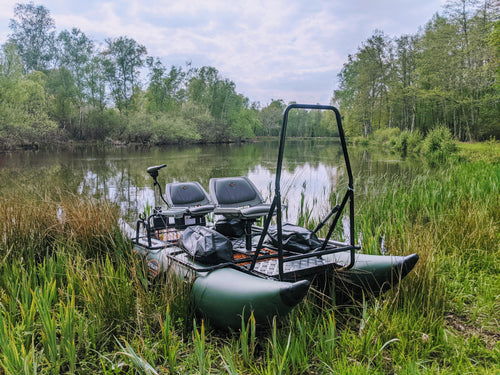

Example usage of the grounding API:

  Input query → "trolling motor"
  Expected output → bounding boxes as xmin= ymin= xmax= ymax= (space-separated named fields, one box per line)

xmin=135 ymin=164 xmax=168 ymax=247
xmin=147 ymin=163 xmax=166 ymax=179
xmin=147 ymin=164 xmax=169 ymax=206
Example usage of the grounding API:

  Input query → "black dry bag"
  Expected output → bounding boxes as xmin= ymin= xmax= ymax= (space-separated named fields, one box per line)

xmin=181 ymin=226 xmax=233 ymax=265
xmin=266 ymin=223 xmax=323 ymax=253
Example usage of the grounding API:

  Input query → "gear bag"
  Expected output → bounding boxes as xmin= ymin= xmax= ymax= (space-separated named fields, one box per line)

xmin=215 ymin=218 xmax=245 ymax=237
xmin=181 ymin=226 xmax=233 ymax=265
xmin=266 ymin=223 xmax=323 ymax=253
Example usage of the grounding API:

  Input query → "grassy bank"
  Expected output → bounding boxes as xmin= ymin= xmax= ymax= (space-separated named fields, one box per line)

xmin=0 ymin=144 xmax=498 ymax=373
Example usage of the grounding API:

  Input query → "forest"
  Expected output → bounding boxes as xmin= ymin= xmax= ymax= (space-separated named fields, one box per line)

xmin=334 ymin=0 xmax=499 ymax=142
xmin=0 ymin=1 xmax=499 ymax=149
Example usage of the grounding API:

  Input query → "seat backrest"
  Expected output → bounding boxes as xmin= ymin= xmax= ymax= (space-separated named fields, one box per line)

xmin=165 ymin=182 xmax=212 ymax=207
xmin=209 ymin=177 xmax=264 ymax=208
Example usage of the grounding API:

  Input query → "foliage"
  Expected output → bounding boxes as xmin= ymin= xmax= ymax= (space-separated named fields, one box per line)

xmin=8 ymin=2 xmax=56 ymax=73
xmin=335 ymin=1 xmax=499 ymax=141
xmin=102 ymin=36 xmax=147 ymax=111
xmin=355 ymin=125 xmax=457 ymax=163
xmin=457 ymin=137 xmax=500 ymax=164
xmin=80 ymin=108 xmax=123 ymax=140
xmin=123 ymin=111 xmax=201 ymax=144
xmin=491 ymin=19 xmax=500 ymax=84
xmin=421 ymin=125 xmax=458 ymax=164
xmin=145 ymin=58 xmax=186 ymax=114
xmin=46 ymin=67 xmax=78 ymax=128
xmin=0 ymin=69 xmax=58 ymax=146
xmin=0 ymin=1 xmax=498 ymax=148
xmin=392 ymin=129 xmax=423 ymax=156
xmin=258 ymin=99 xmax=285 ymax=136
xmin=371 ymin=127 xmax=401 ymax=148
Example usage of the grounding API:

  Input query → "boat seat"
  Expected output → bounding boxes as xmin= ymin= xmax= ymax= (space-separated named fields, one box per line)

xmin=209 ymin=176 xmax=274 ymax=250
xmin=165 ymin=181 xmax=215 ymax=217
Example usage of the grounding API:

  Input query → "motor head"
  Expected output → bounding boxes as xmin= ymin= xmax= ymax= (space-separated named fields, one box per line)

xmin=146 ymin=164 xmax=167 ymax=179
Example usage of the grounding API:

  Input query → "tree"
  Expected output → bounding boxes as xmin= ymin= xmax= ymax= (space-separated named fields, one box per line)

xmin=0 ymin=71 xmax=57 ymax=143
xmin=57 ymin=29 xmax=94 ymax=96
xmin=185 ymin=66 xmax=252 ymax=140
xmin=46 ymin=67 xmax=78 ymax=132
xmin=334 ymin=55 xmax=361 ymax=135
xmin=103 ymin=36 xmax=147 ymax=111
xmin=0 ymin=42 xmax=24 ymax=80
xmin=334 ymin=1 xmax=499 ymax=140
xmin=84 ymin=56 xmax=108 ymax=111
xmin=356 ymin=31 xmax=392 ymax=135
xmin=225 ymin=95 xmax=257 ymax=140
xmin=335 ymin=31 xmax=392 ymax=136
xmin=146 ymin=58 xmax=186 ymax=113
xmin=259 ymin=99 xmax=285 ymax=136
xmin=8 ymin=2 xmax=56 ymax=72
xmin=187 ymin=66 xmax=221 ymax=115
xmin=491 ymin=19 xmax=500 ymax=85
xmin=417 ymin=3 xmax=497 ymax=140
xmin=57 ymin=28 xmax=95 ymax=131
xmin=392 ymin=34 xmax=419 ymax=131
xmin=318 ymin=110 xmax=339 ymax=137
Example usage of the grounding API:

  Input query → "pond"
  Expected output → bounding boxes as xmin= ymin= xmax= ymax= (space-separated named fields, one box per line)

xmin=0 ymin=139 xmax=410 ymax=228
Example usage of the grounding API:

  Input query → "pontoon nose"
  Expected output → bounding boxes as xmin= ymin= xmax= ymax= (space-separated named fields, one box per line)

xmin=280 ymin=279 xmax=310 ymax=307
xmin=399 ymin=253 xmax=419 ymax=279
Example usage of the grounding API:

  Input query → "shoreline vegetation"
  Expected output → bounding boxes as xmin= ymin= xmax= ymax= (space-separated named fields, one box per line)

xmin=0 ymin=0 xmax=498 ymax=372
xmin=1 ymin=1 xmax=499 ymax=150
xmin=0 ymin=143 xmax=498 ymax=373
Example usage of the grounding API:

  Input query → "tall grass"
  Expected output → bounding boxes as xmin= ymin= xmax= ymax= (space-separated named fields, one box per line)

xmin=0 ymin=146 xmax=498 ymax=373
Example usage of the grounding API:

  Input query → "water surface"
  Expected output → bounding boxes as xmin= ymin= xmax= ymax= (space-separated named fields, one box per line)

xmin=0 ymin=140 xmax=409 ymax=226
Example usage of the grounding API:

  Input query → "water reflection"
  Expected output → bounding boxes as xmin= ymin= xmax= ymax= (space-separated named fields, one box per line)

xmin=67 ymin=141 xmax=348 ymax=224
xmin=0 ymin=140 xmax=411 ymax=227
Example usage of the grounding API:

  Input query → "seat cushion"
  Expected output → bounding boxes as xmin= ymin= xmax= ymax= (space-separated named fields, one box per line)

xmin=188 ymin=204 xmax=215 ymax=216
xmin=240 ymin=204 xmax=271 ymax=219
xmin=213 ymin=207 xmax=242 ymax=218
xmin=169 ymin=183 xmax=207 ymax=205
xmin=213 ymin=178 xmax=257 ymax=205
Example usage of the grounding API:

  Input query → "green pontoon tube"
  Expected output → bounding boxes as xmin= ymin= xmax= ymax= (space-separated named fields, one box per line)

xmin=131 ymin=104 xmax=419 ymax=330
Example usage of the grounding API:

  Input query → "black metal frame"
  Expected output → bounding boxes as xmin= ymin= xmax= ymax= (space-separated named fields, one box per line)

xmin=250 ymin=104 xmax=356 ymax=279
xmin=135 ymin=104 xmax=357 ymax=281
xmin=136 ymin=212 xmax=167 ymax=248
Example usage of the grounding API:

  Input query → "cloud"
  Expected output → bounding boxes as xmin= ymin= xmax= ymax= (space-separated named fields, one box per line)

xmin=0 ymin=0 xmax=448 ymax=105
xmin=0 ymin=0 xmax=28 ymax=40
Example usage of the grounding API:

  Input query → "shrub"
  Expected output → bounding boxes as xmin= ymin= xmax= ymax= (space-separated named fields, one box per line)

xmin=153 ymin=113 xmax=200 ymax=144
xmin=393 ymin=130 xmax=423 ymax=156
xmin=372 ymin=127 xmax=401 ymax=148
xmin=123 ymin=112 xmax=155 ymax=143
xmin=421 ymin=126 xmax=457 ymax=164
xmin=82 ymin=108 xmax=123 ymax=140
xmin=352 ymin=136 xmax=370 ymax=147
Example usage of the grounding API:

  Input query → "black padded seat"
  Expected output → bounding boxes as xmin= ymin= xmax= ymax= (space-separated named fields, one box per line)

xmin=165 ymin=182 xmax=214 ymax=217
xmin=209 ymin=176 xmax=273 ymax=250
xmin=214 ymin=204 xmax=272 ymax=219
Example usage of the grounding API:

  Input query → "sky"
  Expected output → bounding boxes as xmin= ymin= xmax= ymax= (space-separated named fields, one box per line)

xmin=0 ymin=0 xmax=448 ymax=106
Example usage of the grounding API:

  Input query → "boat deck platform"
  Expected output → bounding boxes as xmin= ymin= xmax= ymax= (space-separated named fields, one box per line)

xmin=135 ymin=228 xmax=344 ymax=281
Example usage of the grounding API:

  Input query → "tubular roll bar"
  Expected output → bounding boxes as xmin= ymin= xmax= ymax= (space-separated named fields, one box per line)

xmin=250 ymin=104 xmax=356 ymax=279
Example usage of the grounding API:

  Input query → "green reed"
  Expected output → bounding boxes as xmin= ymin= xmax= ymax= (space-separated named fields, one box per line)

xmin=192 ymin=319 xmax=210 ymax=374
xmin=0 ymin=144 xmax=498 ymax=373
xmin=159 ymin=305 xmax=181 ymax=373
xmin=238 ymin=310 xmax=256 ymax=366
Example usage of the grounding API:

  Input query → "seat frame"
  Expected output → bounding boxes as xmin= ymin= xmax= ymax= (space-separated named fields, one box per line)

xmin=209 ymin=176 xmax=272 ymax=250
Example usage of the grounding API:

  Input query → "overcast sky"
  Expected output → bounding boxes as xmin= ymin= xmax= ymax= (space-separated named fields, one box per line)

xmin=0 ymin=0 xmax=448 ymax=106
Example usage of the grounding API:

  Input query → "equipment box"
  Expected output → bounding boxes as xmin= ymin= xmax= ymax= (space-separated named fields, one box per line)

xmin=152 ymin=213 xmax=176 ymax=229
xmin=174 ymin=215 xmax=206 ymax=229
xmin=151 ymin=211 xmax=206 ymax=230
